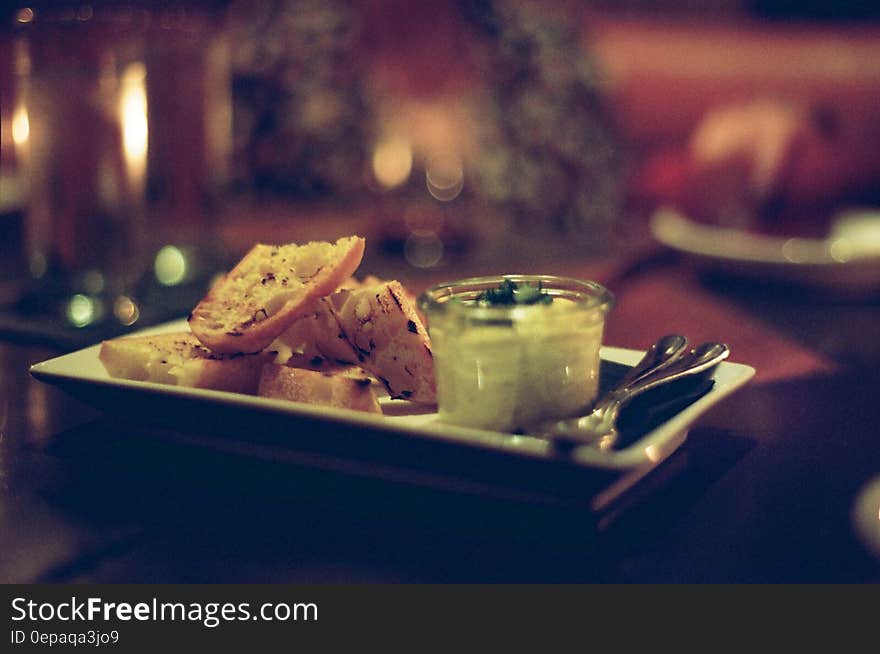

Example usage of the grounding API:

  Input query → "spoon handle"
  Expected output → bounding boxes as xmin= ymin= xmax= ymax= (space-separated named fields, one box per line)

xmin=614 ymin=334 xmax=689 ymax=389
xmin=599 ymin=342 xmax=730 ymax=418
xmin=621 ymin=342 xmax=730 ymax=397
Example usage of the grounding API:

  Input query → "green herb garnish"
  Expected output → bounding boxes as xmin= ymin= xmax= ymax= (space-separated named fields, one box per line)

xmin=476 ymin=279 xmax=553 ymax=306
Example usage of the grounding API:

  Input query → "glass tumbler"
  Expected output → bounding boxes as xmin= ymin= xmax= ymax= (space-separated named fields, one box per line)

xmin=11 ymin=3 xmax=232 ymax=332
xmin=15 ymin=7 xmax=150 ymax=299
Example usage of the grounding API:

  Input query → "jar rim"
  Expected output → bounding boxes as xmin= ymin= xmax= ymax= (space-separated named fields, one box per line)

xmin=418 ymin=273 xmax=615 ymax=319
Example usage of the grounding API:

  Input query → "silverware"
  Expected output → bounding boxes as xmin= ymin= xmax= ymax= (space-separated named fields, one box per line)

xmin=607 ymin=333 xmax=690 ymax=387
xmin=533 ymin=336 xmax=730 ymax=451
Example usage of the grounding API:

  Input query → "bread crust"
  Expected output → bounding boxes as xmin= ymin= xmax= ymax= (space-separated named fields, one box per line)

xmin=258 ymin=364 xmax=381 ymax=414
xmin=188 ymin=236 xmax=365 ymax=354
xmin=99 ymin=332 xmax=275 ymax=394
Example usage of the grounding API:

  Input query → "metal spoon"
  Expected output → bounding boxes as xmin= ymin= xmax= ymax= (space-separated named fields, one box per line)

xmin=609 ymin=333 xmax=690 ymax=388
xmin=533 ymin=339 xmax=730 ymax=451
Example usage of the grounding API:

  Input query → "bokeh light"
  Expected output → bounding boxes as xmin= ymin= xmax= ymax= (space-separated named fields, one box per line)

xmin=113 ymin=295 xmax=140 ymax=326
xmin=372 ymin=136 xmax=413 ymax=189
xmin=404 ymin=233 xmax=443 ymax=268
xmin=425 ymin=153 xmax=464 ymax=201
xmin=15 ymin=8 xmax=34 ymax=23
xmin=66 ymin=294 xmax=103 ymax=328
xmin=154 ymin=245 xmax=188 ymax=286
xmin=404 ymin=205 xmax=443 ymax=235
xmin=82 ymin=270 xmax=105 ymax=295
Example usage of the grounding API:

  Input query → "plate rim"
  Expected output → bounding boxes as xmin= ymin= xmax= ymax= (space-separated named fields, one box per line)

xmin=30 ymin=320 xmax=756 ymax=472
xmin=650 ymin=207 xmax=880 ymax=268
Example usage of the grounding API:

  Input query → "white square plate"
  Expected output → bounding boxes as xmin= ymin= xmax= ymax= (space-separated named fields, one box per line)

xmin=30 ymin=319 xmax=754 ymax=488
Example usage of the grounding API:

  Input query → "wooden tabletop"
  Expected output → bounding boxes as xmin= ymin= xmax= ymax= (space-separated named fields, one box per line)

xmin=2 ymin=219 xmax=879 ymax=583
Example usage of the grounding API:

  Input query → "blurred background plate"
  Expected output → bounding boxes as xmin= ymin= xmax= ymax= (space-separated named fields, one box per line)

xmin=650 ymin=207 xmax=880 ymax=295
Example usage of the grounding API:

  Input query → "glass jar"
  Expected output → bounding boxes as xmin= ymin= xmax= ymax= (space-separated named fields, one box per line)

xmin=418 ymin=274 xmax=614 ymax=433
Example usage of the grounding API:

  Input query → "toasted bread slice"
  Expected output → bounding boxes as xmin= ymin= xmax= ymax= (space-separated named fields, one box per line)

xmin=329 ymin=281 xmax=436 ymax=403
xmin=275 ymin=280 xmax=436 ymax=403
xmin=258 ymin=364 xmax=381 ymax=414
xmin=275 ymin=296 xmax=360 ymax=367
xmin=99 ymin=332 xmax=275 ymax=393
xmin=189 ymin=236 xmax=365 ymax=354
xmin=275 ymin=274 xmax=405 ymax=367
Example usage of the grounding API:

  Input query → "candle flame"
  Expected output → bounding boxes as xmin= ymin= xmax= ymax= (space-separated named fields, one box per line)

xmin=12 ymin=104 xmax=29 ymax=146
xmin=120 ymin=62 xmax=148 ymax=186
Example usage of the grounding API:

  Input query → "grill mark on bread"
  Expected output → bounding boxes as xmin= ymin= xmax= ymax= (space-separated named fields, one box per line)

xmin=188 ymin=236 xmax=365 ymax=354
xmin=388 ymin=287 xmax=404 ymax=310
xmin=376 ymin=374 xmax=392 ymax=393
